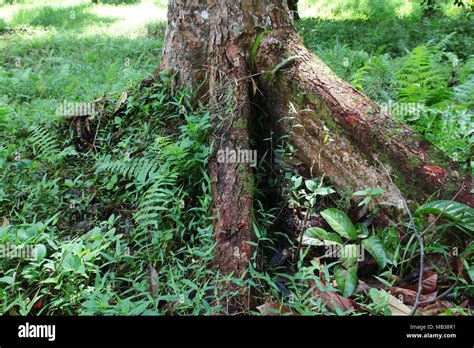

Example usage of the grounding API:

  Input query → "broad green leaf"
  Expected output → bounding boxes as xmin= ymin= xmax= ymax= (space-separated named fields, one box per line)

xmin=0 ymin=276 xmax=14 ymax=285
xmin=353 ymin=187 xmax=384 ymax=196
xmin=291 ymin=175 xmax=302 ymax=189
xmin=467 ymin=261 xmax=474 ymax=283
xmin=304 ymin=227 xmax=343 ymax=245
xmin=63 ymin=254 xmax=81 ymax=272
xmin=34 ymin=244 xmax=47 ymax=260
xmin=358 ymin=196 xmax=372 ymax=207
xmin=314 ymin=187 xmax=335 ymax=196
xmin=321 ymin=208 xmax=358 ymax=240
xmin=369 ymin=287 xmax=384 ymax=304
xmin=305 ymin=180 xmax=317 ymax=191
xmin=345 ymin=264 xmax=358 ymax=297
xmin=361 ymin=236 xmax=388 ymax=269
xmin=341 ymin=244 xmax=359 ymax=268
xmin=334 ymin=268 xmax=345 ymax=293
xmin=301 ymin=235 xmax=325 ymax=246
xmin=416 ymin=200 xmax=474 ymax=233
xmin=335 ymin=264 xmax=358 ymax=297
xmin=355 ymin=223 xmax=369 ymax=238
xmin=468 ymin=267 xmax=474 ymax=283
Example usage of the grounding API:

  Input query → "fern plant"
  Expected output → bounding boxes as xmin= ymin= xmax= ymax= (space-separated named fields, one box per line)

xmin=28 ymin=125 xmax=60 ymax=160
xmin=396 ymin=45 xmax=451 ymax=106
xmin=454 ymin=56 xmax=474 ymax=110
xmin=350 ymin=54 xmax=396 ymax=100
xmin=392 ymin=44 xmax=473 ymax=162
xmin=96 ymin=155 xmax=159 ymax=184
xmin=28 ymin=124 xmax=76 ymax=163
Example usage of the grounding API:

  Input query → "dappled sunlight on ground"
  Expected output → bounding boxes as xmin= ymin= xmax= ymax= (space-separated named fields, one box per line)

xmin=0 ymin=0 xmax=165 ymax=124
xmin=88 ymin=0 xmax=167 ymax=37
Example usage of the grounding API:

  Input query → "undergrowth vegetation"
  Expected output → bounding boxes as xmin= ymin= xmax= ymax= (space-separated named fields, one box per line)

xmin=1 ymin=73 xmax=222 ymax=315
xmin=298 ymin=7 xmax=473 ymax=163
xmin=0 ymin=0 xmax=473 ymax=316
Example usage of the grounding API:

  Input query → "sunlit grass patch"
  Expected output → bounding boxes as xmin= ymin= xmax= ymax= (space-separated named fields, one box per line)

xmin=0 ymin=0 xmax=166 ymax=125
xmin=1 ymin=0 xmax=167 ymax=37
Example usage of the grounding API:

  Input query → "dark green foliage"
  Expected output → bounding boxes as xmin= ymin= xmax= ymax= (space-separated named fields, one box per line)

xmin=0 ymin=75 xmax=220 ymax=315
xmin=1 ymin=0 xmax=472 ymax=316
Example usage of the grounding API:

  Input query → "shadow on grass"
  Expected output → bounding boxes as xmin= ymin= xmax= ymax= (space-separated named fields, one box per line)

xmin=0 ymin=30 xmax=164 ymax=103
xmin=145 ymin=20 xmax=167 ymax=39
xmin=11 ymin=4 xmax=117 ymax=31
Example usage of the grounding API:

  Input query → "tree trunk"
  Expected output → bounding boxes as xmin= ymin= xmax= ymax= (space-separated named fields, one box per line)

xmin=160 ymin=0 xmax=472 ymax=313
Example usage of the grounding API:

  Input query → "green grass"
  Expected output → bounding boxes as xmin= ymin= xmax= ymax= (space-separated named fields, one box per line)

xmin=0 ymin=0 xmax=222 ymax=316
xmin=0 ymin=0 xmax=166 ymax=125
xmin=0 ymin=0 xmax=472 ymax=316
xmin=298 ymin=6 xmax=474 ymax=163
xmin=10 ymin=4 xmax=116 ymax=30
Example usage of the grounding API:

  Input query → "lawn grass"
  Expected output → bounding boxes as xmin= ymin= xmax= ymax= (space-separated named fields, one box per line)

xmin=298 ymin=2 xmax=473 ymax=163
xmin=0 ymin=0 xmax=472 ymax=316
xmin=1 ymin=0 xmax=166 ymax=126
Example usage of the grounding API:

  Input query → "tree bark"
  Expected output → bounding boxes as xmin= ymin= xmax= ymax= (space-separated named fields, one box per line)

xmin=288 ymin=0 xmax=300 ymax=20
xmin=159 ymin=0 xmax=472 ymax=313
xmin=254 ymin=32 xmax=473 ymax=210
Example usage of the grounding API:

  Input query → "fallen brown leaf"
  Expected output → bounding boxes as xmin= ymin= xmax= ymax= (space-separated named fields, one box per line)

xmin=309 ymin=274 xmax=355 ymax=313
xmin=256 ymin=302 xmax=294 ymax=316
xmin=147 ymin=265 xmax=159 ymax=299
xmin=420 ymin=300 xmax=452 ymax=316
xmin=311 ymin=284 xmax=355 ymax=312
xmin=459 ymin=299 xmax=469 ymax=308
xmin=354 ymin=279 xmax=370 ymax=294
xmin=402 ymin=271 xmax=438 ymax=294
xmin=321 ymin=291 xmax=355 ymax=312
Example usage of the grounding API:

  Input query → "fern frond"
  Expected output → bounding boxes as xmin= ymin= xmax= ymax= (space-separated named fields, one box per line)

xmin=28 ymin=124 xmax=61 ymax=161
xmin=96 ymin=155 xmax=158 ymax=183
xmin=134 ymin=172 xmax=183 ymax=233
xmin=396 ymin=45 xmax=450 ymax=105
